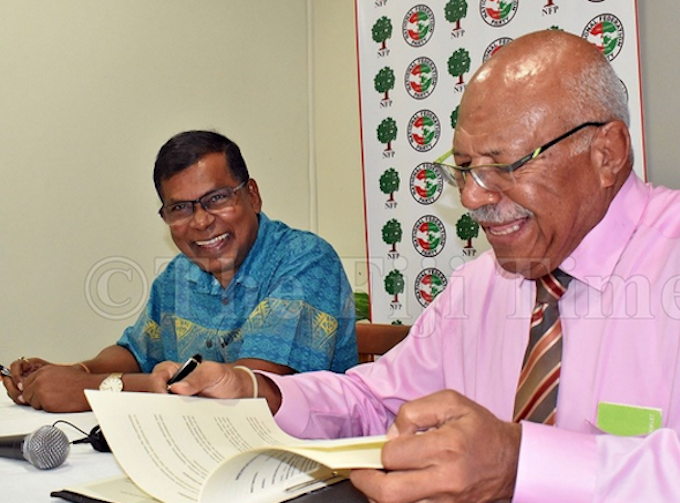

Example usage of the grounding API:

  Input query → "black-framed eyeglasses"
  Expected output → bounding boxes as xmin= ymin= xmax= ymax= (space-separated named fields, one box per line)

xmin=433 ymin=121 xmax=607 ymax=192
xmin=158 ymin=179 xmax=249 ymax=225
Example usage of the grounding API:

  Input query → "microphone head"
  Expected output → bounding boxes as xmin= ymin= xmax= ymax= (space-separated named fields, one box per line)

xmin=23 ymin=425 xmax=70 ymax=469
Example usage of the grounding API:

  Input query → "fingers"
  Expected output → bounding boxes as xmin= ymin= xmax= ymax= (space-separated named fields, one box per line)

xmin=372 ymin=390 xmax=521 ymax=502
xmin=2 ymin=376 xmax=26 ymax=405
xmin=351 ymin=468 xmax=444 ymax=503
xmin=175 ymin=362 xmax=239 ymax=397
xmin=12 ymin=365 xmax=94 ymax=412
xmin=152 ymin=361 xmax=181 ymax=382
xmin=391 ymin=389 xmax=471 ymax=437
xmin=9 ymin=357 xmax=46 ymax=377
xmin=157 ymin=362 xmax=238 ymax=398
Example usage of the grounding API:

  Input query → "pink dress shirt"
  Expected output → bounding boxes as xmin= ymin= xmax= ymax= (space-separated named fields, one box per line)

xmin=269 ymin=173 xmax=680 ymax=502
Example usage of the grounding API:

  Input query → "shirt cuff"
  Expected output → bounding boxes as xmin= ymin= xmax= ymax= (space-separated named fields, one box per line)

xmin=256 ymin=371 xmax=311 ymax=438
xmin=514 ymin=422 xmax=597 ymax=503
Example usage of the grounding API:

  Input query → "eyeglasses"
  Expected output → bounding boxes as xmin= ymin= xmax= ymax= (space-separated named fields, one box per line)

xmin=158 ymin=180 xmax=248 ymax=225
xmin=433 ymin=121 xmax=606 ymax=192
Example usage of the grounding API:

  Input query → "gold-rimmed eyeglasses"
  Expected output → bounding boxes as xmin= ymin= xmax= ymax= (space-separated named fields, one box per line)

xmin=433 ymin=121 xmax=606 ymax=192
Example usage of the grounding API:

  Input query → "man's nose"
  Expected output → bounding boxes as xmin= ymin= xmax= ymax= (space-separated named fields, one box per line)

xmin=459 ymin=174 xmax=501 ymax=211
xmin=189 ymin=203 xmax=215 ymax=229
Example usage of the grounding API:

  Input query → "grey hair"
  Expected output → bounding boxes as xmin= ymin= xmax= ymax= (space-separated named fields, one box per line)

xmin=562 ymin=50 xmax=633 ymax=164
xmin=563 ymin=54 xmax=630 ymax=126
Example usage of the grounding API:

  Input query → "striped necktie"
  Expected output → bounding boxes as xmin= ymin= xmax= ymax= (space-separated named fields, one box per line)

xmin=513 ymin=269 xmax=573 ymax=425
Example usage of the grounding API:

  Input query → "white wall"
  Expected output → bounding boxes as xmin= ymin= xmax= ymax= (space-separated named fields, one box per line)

xmin=638 ymin=1 xmax=680 ymax=188
xmin=311 ymin=1 xmax=368 ymax=295
xmin=1 ymin=1 xmax=677 ymax=363
xmin=0 ymin=1 xmax=314 ymax=361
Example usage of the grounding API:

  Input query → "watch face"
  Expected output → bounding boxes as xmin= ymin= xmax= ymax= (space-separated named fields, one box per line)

xmin=99 ymin=374 xmax=123 ymax=392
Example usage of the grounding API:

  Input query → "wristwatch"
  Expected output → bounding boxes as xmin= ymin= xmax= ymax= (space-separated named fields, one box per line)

xmin=99 ymin=372 xmax=124 ymax=392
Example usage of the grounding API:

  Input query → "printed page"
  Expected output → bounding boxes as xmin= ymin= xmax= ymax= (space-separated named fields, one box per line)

xmin=84 ymin=391 xmax=385 ymax=503
xmin=200 ymin=449 xmax=343 ymax=503
xmin=200 ymin=436 xmax=386 ymax=503
xmin=85 ymin=392 xmax=306 ymax=503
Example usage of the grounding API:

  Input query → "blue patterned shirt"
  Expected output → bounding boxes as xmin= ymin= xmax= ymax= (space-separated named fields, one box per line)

xmin=118 ymin=213 xmax=357 ymax=372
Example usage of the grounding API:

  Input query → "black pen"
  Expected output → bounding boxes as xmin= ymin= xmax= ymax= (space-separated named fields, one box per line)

xmin=167 ymin=354 xmax=202 ymax=389
xmin=0 ymin=364 xmax=11 ymax=377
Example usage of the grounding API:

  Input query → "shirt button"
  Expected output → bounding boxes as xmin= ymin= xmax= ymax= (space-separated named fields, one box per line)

xmin=206 ymin=340 xmax=213 ymax=348
xmin=222 ymin=298 xmax=228 ymax=305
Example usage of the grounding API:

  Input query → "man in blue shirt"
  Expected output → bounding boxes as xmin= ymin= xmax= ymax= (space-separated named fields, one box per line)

xmin=3 ymin=131 xmax=356 ymax=412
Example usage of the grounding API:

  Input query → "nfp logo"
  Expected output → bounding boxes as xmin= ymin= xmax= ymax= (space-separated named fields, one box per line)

xmin=583 ymin=14 xmax=624 ymax=62
xmin=483 ymin=37 xmax=512 ymax=62
xmin=412 ymin=215 xmax=446 ymax=257
xmin=403 ymin=5 xmax=435 ymax=47
xmin=405 ymin=57 xmax=438 ymax=100
xmin=410 ymin=163 xmax=443 ymax=205
xmin=480 ymin=0 xmax=518 ymax=27
xmin=407 ymin=110 xmax=441 ymax=152
xmin=415 ymin=268 xmax=448 ymax=307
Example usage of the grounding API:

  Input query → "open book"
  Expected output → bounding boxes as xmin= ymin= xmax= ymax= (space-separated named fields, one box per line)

xmin=52 ymin=390 xmax=385 ymax=503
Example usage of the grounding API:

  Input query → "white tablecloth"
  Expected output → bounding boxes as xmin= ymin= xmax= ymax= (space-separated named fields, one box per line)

xmin=0 ymin=389 xmax=368 ymax=503
xmin=0 ymin=389 xmax=123 ymax=501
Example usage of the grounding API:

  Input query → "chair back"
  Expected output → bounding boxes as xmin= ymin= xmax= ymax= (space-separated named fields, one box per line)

xmin=356 ymin=323 xmax=410 ymax=363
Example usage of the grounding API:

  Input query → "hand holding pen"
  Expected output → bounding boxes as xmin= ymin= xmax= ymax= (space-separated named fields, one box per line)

xmin=166 ymin=354 xmax=202 ymax=392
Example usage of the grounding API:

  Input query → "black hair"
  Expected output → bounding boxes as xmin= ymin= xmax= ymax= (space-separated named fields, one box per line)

xmin=153 ymin=130 xmax=249 ymax=199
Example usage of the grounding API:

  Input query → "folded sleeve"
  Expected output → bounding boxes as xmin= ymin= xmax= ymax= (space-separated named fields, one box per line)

xmin=515 ymin=422 xmax=680 ymax=502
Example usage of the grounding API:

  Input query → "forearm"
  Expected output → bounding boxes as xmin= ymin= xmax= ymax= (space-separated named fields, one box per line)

xmin=253 ymin=372 xmax=282 ymax=415
xmin=80 ymin=345 xmax=141 ymax=374
xmin=82 ymin=346 xmax=167 ymax=393
xmin=264 ymin=368 xmax=395 ymax=439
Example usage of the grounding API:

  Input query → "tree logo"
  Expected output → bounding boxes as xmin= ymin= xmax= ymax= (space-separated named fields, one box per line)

xmin=407 ymin=110 xmax=441 ymax=153
xmin=448 ymin=47 xmax=471 ymax=86
xmin=377 ymin=117 xmax=398 ymax=153
xmin=384 ymin=269 xmax=405 ymax=308
xmin=451 ymin=105 xmax=460 ymax=129
xmin=410 ymin=163 xmax=443 ymax=205
xmin=456 ymin=212 xmax=480 ymax=256
xmin=582 ymin=14 xmax=624 ymax=62
xmin=415 ymin=268 xmax=448 ymax=307
xmin=412 ymin=215 xmax=447 ymax=257
xmin=445 ymin=0 xmax=468 ymax=33
xmin=372 ymin=16 xmax=393 ymax=52
xmin=382 ymin=218 xmax=403 ymax=258
xmin=480 ymin=0 xmax=518 ymax=28
xmin=483 ymin=37 xmax=512 ymax=62
xmin=379 ymin=167 xmax=400 ymax=207
xmin=405 ymin=57 xmax=438 ymax=100
xmin=542 ymin=0 xmax=558 ymax=15
xmin=402 ymin=5 xmax=435 ymax=48
xmin=374 ymin=66 xmax=396 ymax=104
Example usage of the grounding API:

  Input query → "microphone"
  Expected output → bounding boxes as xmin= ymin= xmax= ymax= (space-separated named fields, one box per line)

xmin=0 ymin=425 xmax=70 ymax=469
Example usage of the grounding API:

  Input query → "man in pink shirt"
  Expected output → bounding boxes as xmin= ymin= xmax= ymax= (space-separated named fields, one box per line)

xmin=155 ymin=31 xmax=680 ymax=502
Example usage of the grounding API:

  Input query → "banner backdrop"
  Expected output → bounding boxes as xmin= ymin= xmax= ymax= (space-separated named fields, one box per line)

xmin=356 ymin=0 xmax=644 ymax=324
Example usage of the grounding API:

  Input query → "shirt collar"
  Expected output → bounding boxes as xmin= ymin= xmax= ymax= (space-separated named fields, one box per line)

xmin=561 ymin=172 xmax=650 ymax=291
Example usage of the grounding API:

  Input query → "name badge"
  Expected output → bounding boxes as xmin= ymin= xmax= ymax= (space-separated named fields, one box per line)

xmin=597 ymin=402 xmax=662 ymax=436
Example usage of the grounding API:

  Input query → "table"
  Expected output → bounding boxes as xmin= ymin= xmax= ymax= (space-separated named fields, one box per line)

xmin=0 ymin=390 xmax=368 ymax=503
xmin=0 ymin=390 xmax=121 ymax=501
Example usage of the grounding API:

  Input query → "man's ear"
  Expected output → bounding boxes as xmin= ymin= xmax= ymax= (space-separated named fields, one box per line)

xmin=246 ymin=179 xmax=263 ymax=213
xmin=589 ymin=120 xmax=631 ymax=188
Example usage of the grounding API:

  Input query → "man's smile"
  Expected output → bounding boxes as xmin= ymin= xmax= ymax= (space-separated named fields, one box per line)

xmin=484 ymin=218 xmax=528 ymax=237
xmin=195 ymin=232 xmax=230 ymax=249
